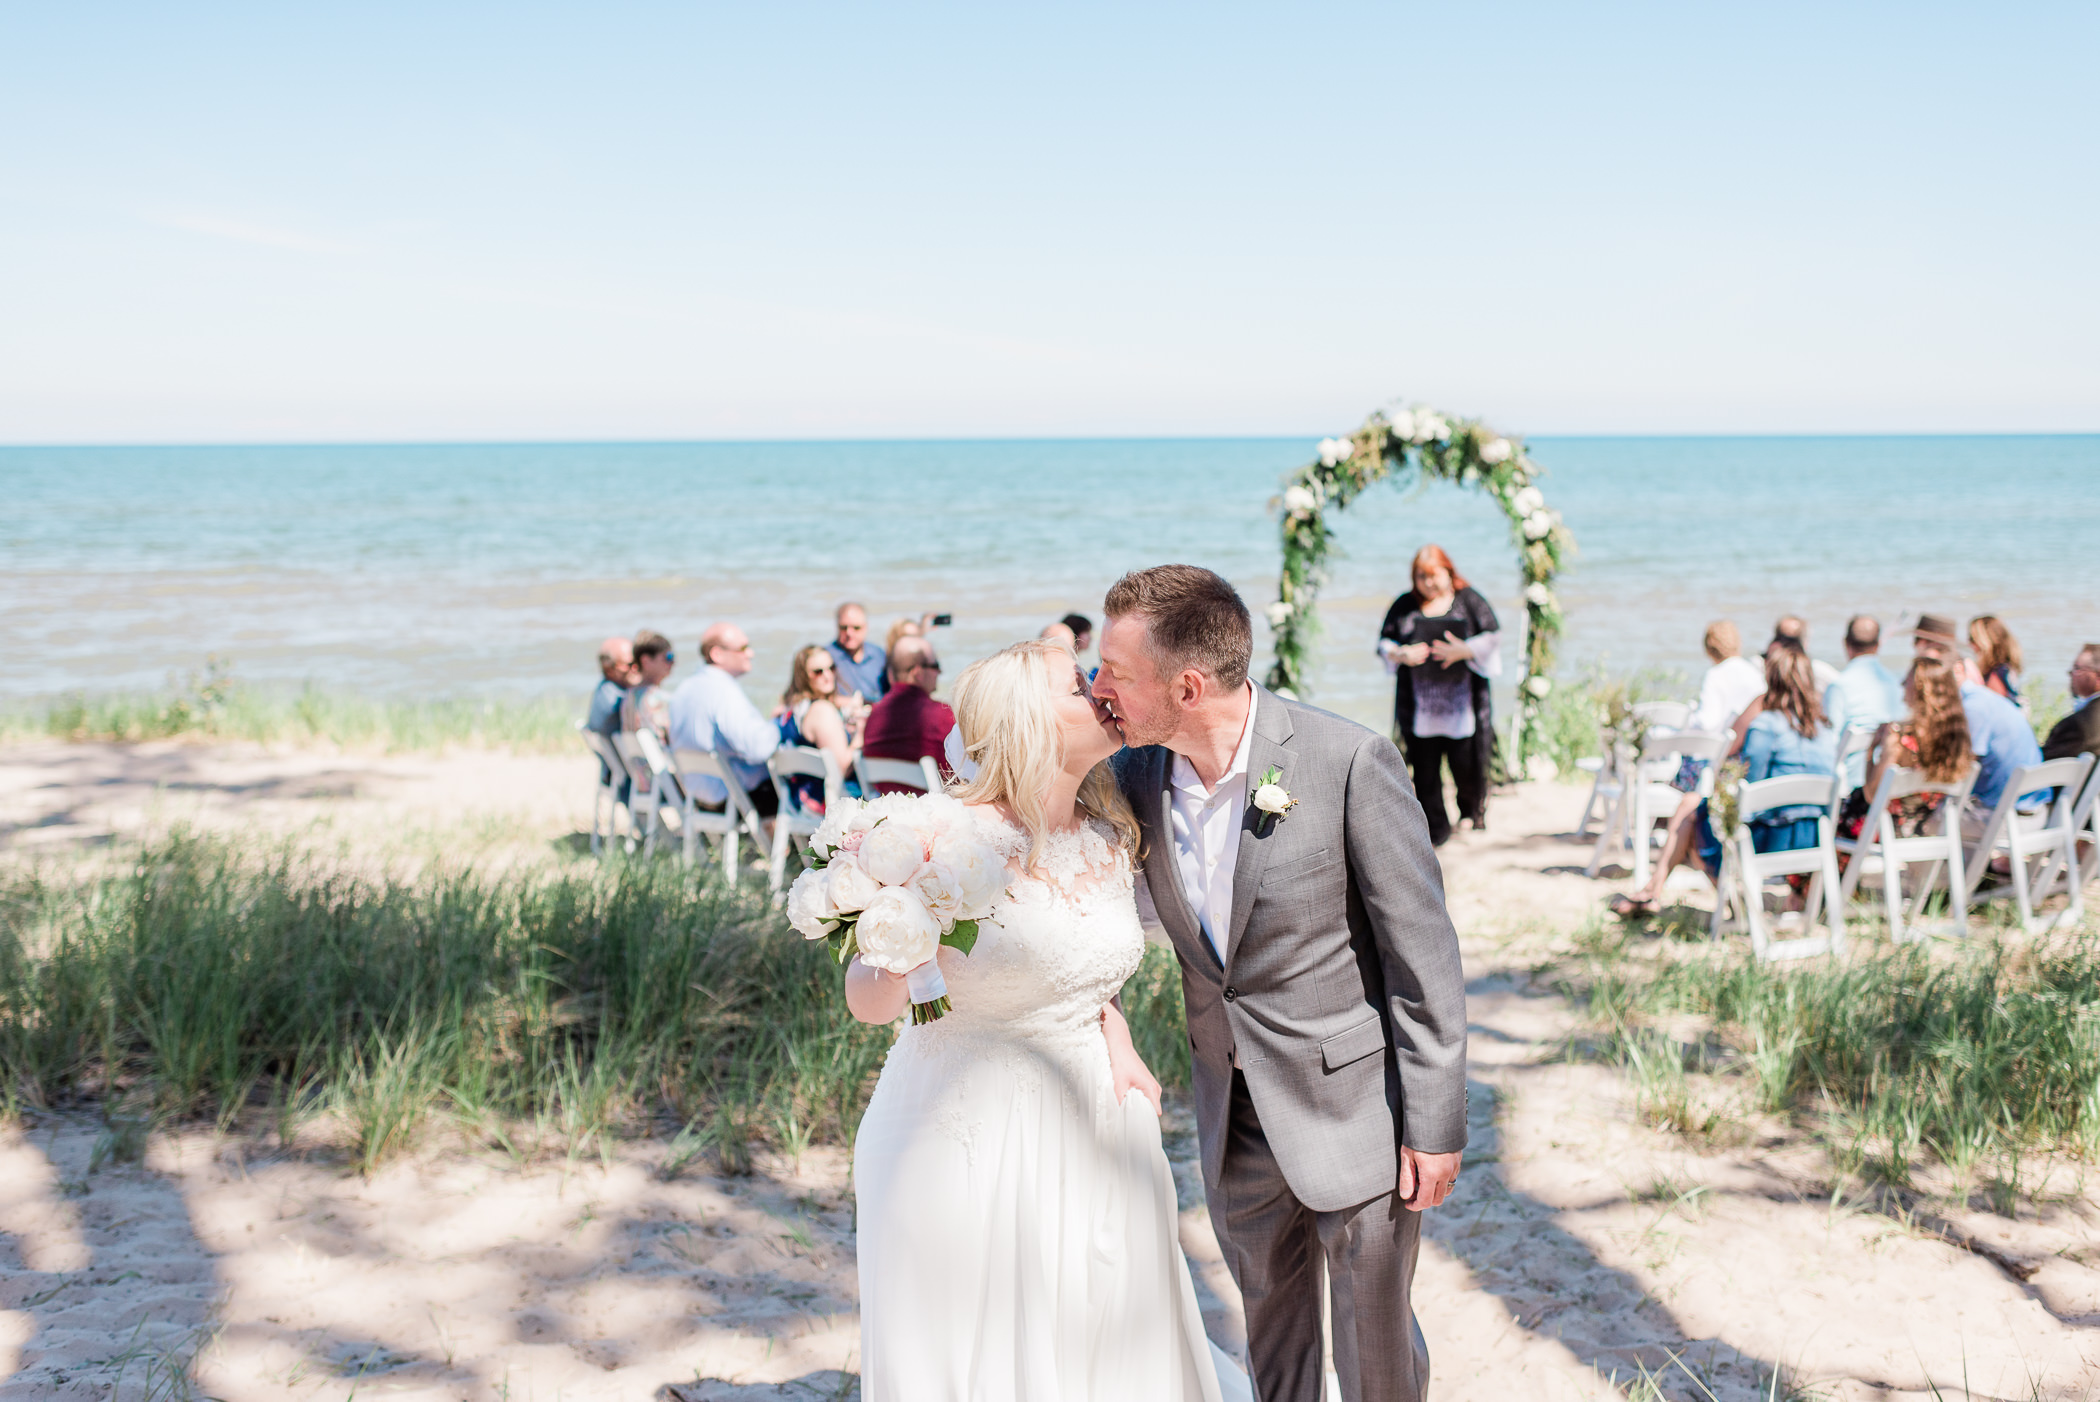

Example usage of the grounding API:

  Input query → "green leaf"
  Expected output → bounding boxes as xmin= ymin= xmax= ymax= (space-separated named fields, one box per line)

xmin=941 ymin=920 xmax=979 ymax=956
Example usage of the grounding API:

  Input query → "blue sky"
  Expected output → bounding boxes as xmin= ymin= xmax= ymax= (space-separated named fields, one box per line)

xmin=2 ymin=2 xmax=2094 ymax=442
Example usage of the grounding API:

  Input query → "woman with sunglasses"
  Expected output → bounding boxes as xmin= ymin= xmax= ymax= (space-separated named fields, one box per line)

xmin=780 ymin=644 xmax=859 ymax=812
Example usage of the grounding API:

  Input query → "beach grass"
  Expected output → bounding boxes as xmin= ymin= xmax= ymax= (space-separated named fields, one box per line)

xmin=0 ymin=834 xmax=1194 ymax=1171
xmin=0 ymin=658 xmax=581 ymax=754
xmin=1563 ymin=919 xmax=2100 ymax=1197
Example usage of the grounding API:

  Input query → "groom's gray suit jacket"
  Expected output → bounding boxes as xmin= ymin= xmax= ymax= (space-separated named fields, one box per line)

xmin=1116 ymin=685 xmax=1468 ymax=1213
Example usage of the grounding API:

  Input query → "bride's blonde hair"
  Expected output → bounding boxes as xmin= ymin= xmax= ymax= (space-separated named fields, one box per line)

xmin=950 ymin=639 xmax=1142 ymax=869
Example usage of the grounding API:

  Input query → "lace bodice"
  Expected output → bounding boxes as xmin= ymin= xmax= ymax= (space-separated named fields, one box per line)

xmin=913 ymin=809 xmax=1143 ymax=1044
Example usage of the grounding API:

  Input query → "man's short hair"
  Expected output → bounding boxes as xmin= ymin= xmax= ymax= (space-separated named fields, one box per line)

xmin=1774 ymin=615 xmax=1808 ymax=643
xmin=1103 ymin=565 xmax=1252 ymax=690
xmin=2077 ymin=643 xmax=2100 ymax=672
xmin=835 ymin=601 xmax=865 ymax=624
xmin=889 ymin=636 xmax=933 ymax=682
xmin=1845 ymin=615 xmax=1881 ymax=651
xmin=698 ymin=622 xmax=739 ymax=665
xmin=597 ymin=637 xmax=632 ymax=671
xmin=1061 ymin=613 xmax=1092 ymax=637
xmin=633 ymin=629 xmax=672 ymax=661
xmin=1703 ymin=620 xmax=1741 ymax=661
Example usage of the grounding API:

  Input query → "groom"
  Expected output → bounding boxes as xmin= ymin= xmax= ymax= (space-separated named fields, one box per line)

xmin=1094 ymin=565 xmax=1467 ymax=1402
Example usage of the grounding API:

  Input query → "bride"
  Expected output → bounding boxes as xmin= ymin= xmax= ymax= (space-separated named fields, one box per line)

xmin=848 ymin=638 xmax=1251 ymax=1402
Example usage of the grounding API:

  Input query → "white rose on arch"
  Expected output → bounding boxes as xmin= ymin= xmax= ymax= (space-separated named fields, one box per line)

xmin=1524 ymin=674 xmax=1554 ymax=699
xmin=1386 ymin=408 xmax=1416 ymax=441
xmin=1512 ymin=486 xmax=1546 ymax=515
xmin=1283 ymin=484 xmax=1319 ymax=516
xmin=1523 ymin=510 xmax=1554 ymax=541
xmin=1266 ymin=600 xmax=1294 ymax=628
xmin=1479 ymin=437 xmax=1513 ymax=465
xmin=1523 ymin=582 xmax=1555 ymax=608
xmin=854 ymin=886 xmax=943 ymax=973
xmin=1317 ymin=438 xmax=1353 ymax=468
xmin=1413 ymin=415 xmax=1450 ymax=444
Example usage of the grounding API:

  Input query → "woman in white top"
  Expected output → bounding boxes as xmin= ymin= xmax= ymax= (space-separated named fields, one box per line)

xmin=1691 ymin=620 xmax=1765 ymax=734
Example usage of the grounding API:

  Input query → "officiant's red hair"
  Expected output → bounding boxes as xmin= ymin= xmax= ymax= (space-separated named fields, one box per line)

xmin=1411 ymin=544 xmax=1468 ymax=593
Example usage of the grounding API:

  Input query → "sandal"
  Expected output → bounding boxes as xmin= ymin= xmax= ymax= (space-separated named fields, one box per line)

xmin=1608 ymin=893 xmax=1657 ymax=919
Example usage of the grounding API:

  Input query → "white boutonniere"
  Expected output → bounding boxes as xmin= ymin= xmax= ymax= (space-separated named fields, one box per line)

xmin=1251 ymin=765 xmax=1297 ymax=832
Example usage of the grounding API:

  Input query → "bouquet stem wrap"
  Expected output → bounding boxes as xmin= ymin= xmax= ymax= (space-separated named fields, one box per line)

xmin=904 ymin=962 xmax=951 ymax=1024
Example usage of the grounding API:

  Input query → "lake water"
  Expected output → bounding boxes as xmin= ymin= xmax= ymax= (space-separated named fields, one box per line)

xmin=3 ymin=436 xmax=2094 ymax=731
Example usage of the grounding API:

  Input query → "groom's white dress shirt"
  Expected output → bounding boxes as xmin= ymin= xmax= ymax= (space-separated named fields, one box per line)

xmin=1166 ymin=681 xmax=1258 ymax=967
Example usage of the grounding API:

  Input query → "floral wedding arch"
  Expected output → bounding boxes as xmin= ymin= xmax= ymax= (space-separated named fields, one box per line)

xmin=1263 ymin=403 xmax=1572 ymax=771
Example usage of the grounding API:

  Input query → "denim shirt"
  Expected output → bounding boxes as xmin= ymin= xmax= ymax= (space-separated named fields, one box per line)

xmin=1960 ymin=682 xmax=2048 ymax=811
xmin=1741 ymin=712 xmax=1838 ymax=827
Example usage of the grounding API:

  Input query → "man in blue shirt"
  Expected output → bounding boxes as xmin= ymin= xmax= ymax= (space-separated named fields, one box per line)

xmin=1824 ymin=616 xmax=1906 ymax=790
xmin=826 ymin=602 xmax=887 ymax=709
xmin=1959 ymin=678 xmax=2048 ymax=837
xmin=669 ymin=621 xmax=782 ymax=817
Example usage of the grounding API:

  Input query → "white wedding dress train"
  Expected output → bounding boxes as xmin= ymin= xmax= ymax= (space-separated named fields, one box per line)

xmin=854 ymin=812 xmax=1251 ymax=1402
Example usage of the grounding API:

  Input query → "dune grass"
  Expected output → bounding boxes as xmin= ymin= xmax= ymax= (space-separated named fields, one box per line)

xmin=1563 ymin=920 xmax=2100 ymax=1198
xmin=1 ymin=656 xmax=581 ymax=753
xmin=0 ymin=834 xmax=1194 ymax=1173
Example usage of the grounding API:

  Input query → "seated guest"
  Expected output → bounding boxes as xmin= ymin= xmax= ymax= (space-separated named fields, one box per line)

xmin=1958 ymin=659 xmax=2048 ymax=839
xmin=624 ymin=630 xmax=675 ymax=742
xmin=668 ymin=622 xmax=781 ymax=818
xmin=860 ymin=637 xmax=955 ymax=793
xmin=779 ymin=644 xmax=858 ymax=812
xmin=2041 ymin=643 xmax=2100 ymax=763
xmin=1841 ymin=658 xmax=1972 ymax=844
xmin=1968 ymin=614 xmax=2025 ymax=705
xmin=588 ymin=636 xmax=635 ymax=738
xmin=1825 ymin=615 xmax=1906 ymax=790
xmin=884 ymin=615 xmax=925 ymax=660
xmin=826 ymin=602 xmax=887 ymax=709
xmin=1691 ymin=620 xmax=1765 ymax=734
xmin=1911 ymin=612 xmax=1980 ymax=684
xmin=1061 ymin=613 xmax=1094 ymax=657
xmin=1613 ymin=642 xmax=1836 ymax=917
xmin=1774 ymin=615 xmax=1842 ymax=693
xmin=1040 ymin=621 xmax=1077 ymax=650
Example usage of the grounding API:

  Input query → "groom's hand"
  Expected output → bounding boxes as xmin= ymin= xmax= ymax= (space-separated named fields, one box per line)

xmin=1398 ymin=1146 xmax=1461 ymax=1211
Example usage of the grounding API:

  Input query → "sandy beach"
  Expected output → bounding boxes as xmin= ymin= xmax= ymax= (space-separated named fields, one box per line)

xmin=3 ymin=737 xmax=2097 ymax=1400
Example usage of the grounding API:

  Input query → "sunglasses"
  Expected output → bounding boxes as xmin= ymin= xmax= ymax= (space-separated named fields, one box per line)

xmin=920 ymin=660 xmax=942 ymax=671
xmin=807 ymin=663 xmax=835 ymax=675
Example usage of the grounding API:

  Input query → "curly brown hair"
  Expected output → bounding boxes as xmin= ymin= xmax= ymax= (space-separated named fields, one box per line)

xmin=1901 ymin=659 xmax=1971 ymax=783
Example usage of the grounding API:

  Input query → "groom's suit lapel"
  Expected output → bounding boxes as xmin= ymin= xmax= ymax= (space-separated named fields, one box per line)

xmin=1225 ymin=687 xmax=1295 ymax=967
xmin=1143 ymin=745 xmax=1219 ymax=972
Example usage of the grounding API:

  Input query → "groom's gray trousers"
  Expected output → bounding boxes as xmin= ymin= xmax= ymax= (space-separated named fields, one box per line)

xmin=1116 ymin=687 xmax=1467 ymax=1402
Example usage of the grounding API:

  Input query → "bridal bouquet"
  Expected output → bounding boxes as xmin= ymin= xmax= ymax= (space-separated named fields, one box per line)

xmin=784 ymin=792 xmax=1005 ymax=1023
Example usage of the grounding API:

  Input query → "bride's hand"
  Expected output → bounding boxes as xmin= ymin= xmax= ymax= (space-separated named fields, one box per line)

xmin=1101 ymin=1005 xmax=1163 ymax=1115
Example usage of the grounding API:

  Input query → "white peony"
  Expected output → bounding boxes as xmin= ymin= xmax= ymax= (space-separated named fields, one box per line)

xmin=1318 ymin=436 xmax=1357 ymax=467
xmin=1512 ymin=486 xmax=1546 ymax=515
xmin=905 ymin=860 xmax=966 ymax=922
xmin=853 ymin=885 xmax=942 ymax=973
xmin=1480 ymin=437 xmax=1513 ymax=465
xmin=785 ymin=867 xmax=841 ymax=939
xmin=1522 ymin=510 xmax=1553 ymax=541
xmin=1252 ymin=782 xmax=1292 ymax=815
xmin=827 ymin=854 xmax=883 ymax=914
xmin=859 ymin=817 xmax=929 ymax=886
xmin=1525 ymin=674 xmax=1553 ymax=698
xmin=808 ymin=796 xmax=872 ymax=861
xmin=1266 ymin=600 xmax=1294 ymax=627
xmin=930 ymin=831 xmax=1006 ymax=919
xmin=1523 ymin=582 xmax=1554 ymax=608
xmin=1386 ymin=408 xmax=1415 ymax=441
xmin=1413 ymin=414 xmax=1450 ymax=444
xmin=1283 ymin=484 xmax=1318 ymax=516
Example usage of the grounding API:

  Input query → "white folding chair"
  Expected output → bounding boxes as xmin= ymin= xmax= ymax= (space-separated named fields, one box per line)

xmin=662 ymin=739 xmax=770 ymax=881
xmin=1711 ymin=773 xmax=1845 ymax=962
xmin=2060 ymin=755 xmax=2100 ymax=899
xmin=1963 ymin=754 xmax=2096 ymax=934
xmin=1629 ymin=730 xmax=1728 ymax=888
xmin=1573 ymin=749 xmax=1615 ymax=838
xmin=1833 ymin=724 xmax=1877 ymax=798
xmin=1583 ymin=740 xmax=1638 ymax=876
xmin=612 ymin=731 xmax=668 ymax=854
xmin=1631 ymin=699 xmax=1692 ymax=731
xmin=1835 ymin=761 xmax=1975 ymax=944
xmin=854 ymin=754 xmax=943 ymax=795
xmin=767 ymin=746 xmax=846 ymax=894
xmin=575 ymin=721 xmax=629 ymax=856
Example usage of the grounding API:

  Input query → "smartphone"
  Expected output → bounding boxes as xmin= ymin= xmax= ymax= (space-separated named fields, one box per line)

xmin=931 ymin=613 xmax=953 ymax=627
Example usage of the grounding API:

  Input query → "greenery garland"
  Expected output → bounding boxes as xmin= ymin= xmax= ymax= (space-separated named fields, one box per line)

xmin=1263 ymin=403 xmax=1572 ymax=771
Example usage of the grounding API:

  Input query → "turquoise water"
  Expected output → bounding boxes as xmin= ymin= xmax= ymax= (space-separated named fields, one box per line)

xmin=3 ymin=436 xmax=2094 ymax=729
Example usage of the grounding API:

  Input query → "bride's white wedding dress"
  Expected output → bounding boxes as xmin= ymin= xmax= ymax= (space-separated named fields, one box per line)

xmin=854 ymin=810 xmax=1251 ymax=1402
